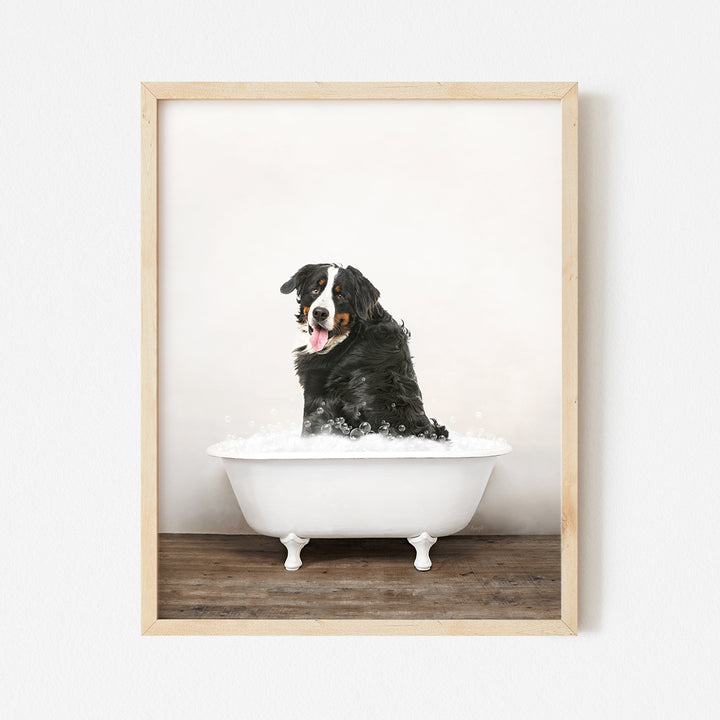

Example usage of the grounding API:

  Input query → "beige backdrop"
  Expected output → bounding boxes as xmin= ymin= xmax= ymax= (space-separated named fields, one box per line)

xmin=158 ymin=99 xmax=561 ymax=533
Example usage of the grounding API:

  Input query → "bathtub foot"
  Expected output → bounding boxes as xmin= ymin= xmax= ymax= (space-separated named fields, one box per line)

xmin=408 ymin=532 xmax=437 ymax=571
xmin=280 ymin=533 xmax=309 ymax=571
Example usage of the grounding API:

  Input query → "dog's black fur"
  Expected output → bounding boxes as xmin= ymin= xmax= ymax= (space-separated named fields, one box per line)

xmin=280 ymin=263 xmax=448 ymax=440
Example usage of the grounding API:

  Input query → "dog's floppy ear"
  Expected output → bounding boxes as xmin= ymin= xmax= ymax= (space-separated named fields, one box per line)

xmin=280 ymin=264 xmax=316 ymax=295
xmin=346 ymin=265 xmax=380 ymax=319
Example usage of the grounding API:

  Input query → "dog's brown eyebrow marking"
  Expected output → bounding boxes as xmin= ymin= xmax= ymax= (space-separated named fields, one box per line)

xmin=334 ymin=285 xmax=341 ymax=292
xmin=302 ymin=306 xmax=310 ymax=316
xmin=318 ymin=278 xmax=325 ymax=285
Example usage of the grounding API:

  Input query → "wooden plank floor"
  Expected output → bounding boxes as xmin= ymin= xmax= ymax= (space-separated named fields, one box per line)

xmin=159 ymin=534 xmax=560 ymax=620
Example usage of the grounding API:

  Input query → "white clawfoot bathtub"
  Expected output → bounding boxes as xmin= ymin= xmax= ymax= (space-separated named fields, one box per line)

xmin=207 ymin=443 xmax=510 ymax=571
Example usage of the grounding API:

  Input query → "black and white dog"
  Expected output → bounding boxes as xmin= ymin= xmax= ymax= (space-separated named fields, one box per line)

xmin=280 ymin=263 xmax=448 ymax=440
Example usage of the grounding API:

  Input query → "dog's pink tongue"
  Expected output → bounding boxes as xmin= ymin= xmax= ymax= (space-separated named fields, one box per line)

xmin=310 ymin=327 xmax=329 ymax=351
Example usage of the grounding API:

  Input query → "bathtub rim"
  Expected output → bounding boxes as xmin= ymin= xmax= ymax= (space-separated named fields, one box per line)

xmin=206 ymin=441 xmax=512 ymax=461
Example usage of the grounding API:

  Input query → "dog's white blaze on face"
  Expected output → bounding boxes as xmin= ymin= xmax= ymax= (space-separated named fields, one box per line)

xmin=303 ymin=266 xmax=347 ymax=354
xmin=309 ymin=265 xmax=338 ymax=330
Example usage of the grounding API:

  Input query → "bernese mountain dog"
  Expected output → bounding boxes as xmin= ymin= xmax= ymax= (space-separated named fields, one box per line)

xmin=280 ymin=263 xmax=448 ymax=440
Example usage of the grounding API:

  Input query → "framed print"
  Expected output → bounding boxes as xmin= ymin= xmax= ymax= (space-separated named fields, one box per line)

xmin=141 ymin=82 xmax=578 ymax=636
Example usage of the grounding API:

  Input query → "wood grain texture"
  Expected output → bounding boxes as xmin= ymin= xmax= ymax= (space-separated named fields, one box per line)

xmin=158 ymin=534 xmax=560 ymax=622
xmin=561 ymin=84 xmax=579 ymax=634
xmin=141 ymin=81 xmax=576 ymax=101
xmin=140 ymin=85 xmax=158 ymax=633
xmin=145 ymin=618 xmax=573 ymax=637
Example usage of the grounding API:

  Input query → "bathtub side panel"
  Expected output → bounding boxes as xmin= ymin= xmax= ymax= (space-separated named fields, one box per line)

xmin=221 ymin=457 xmax=495 ymax=538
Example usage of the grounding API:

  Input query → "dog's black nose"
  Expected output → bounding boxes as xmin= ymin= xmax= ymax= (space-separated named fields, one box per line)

xmin=312 ymin=307 xmax=329 ymax=323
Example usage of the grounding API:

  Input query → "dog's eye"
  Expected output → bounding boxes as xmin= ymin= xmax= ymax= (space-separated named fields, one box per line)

xmin=336 ymin=292 xmax=344 ymax=300
xmin=311 ymin=288 xmax=320 ymax=295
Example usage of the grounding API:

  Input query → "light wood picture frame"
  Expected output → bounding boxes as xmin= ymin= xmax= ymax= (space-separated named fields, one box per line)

xmin=141 ymin=82 xmax=578 ymax=636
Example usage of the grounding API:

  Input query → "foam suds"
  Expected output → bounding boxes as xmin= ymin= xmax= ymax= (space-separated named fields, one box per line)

xmin=208 ymin=424 xmax=512 ymax=459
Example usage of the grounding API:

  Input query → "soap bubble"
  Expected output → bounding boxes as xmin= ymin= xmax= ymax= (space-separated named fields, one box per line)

xmin=210 ymin=423 xmax=511 ymax=458
xmin=316 ymin=407 xmax=325 ymax=415
xmin=359 ymin=422 xmax=371 ymax=434
xmin=361 ymin=377 xmax=366 ymax=382
xmin=397 ymin=424 xmax=406 ymax=433
xmin=390 ymin=402 xmax=396 ymax=408
xmin=304 ymin=420 xmax=312 ymax=428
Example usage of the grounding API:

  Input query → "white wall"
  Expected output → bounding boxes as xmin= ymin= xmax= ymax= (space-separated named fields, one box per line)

xmin=158 ymin=99 xmax=561 ymax=534
xmin=2 ymin=1 xmax=719 ymax=718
